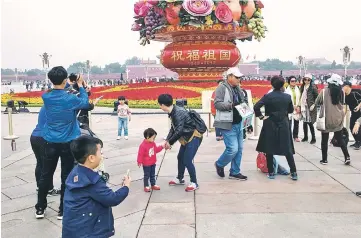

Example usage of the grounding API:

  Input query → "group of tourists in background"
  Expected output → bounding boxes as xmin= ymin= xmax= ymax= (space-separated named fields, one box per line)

xmin=211 ymin=68 xmax=361 ymax=196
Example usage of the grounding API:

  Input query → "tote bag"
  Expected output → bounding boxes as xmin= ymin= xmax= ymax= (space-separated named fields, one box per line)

xmin=316 ymin=90 xmax=326 ymax=131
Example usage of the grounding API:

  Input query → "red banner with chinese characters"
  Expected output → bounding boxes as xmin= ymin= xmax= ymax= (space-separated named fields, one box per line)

xmin=161 ymin=41 xmax=241 ymax=69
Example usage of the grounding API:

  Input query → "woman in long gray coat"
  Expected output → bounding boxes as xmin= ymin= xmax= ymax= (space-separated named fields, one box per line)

xmin=311 ymin=74 xmax=351 ymax=165
xmin=254 ymin=76 xmax=298 ymax=180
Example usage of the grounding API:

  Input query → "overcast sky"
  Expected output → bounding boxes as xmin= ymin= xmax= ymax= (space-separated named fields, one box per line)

xmin=1 ymin=0 xmax=361 ymax=69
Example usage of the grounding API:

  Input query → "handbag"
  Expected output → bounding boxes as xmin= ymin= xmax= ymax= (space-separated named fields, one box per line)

xmin=316 ymin=90 xmax=326 ymax=131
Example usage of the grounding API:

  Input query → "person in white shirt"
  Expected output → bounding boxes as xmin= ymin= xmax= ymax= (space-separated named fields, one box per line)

xmin=117 ymin=96 xmax=131 ymax=140
xmin=285 ymin=76 xmax=301 ymax=142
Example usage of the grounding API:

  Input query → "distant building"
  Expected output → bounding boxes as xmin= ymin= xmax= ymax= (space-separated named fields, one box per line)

xmin=304 ymin=58 xmax=332 ymax=65
xmin=126 ymin=64 xmax=177 ymax=79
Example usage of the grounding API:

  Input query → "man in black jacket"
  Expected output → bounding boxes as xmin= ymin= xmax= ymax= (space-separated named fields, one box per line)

xmin=343 ymin=81 xmax=361 ymax=150
xmin=158 ymin=94 xmax=202 ymax=192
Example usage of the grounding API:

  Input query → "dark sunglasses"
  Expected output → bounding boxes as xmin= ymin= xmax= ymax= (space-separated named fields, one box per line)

xmin=235 ymin=76 xmax=242 ymax=80
xmin=304 ymin=78 xmax=311 ymax=82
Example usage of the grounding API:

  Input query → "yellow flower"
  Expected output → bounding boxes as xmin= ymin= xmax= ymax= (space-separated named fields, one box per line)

xmin=205 ymin=15 xmax=213 ymax=26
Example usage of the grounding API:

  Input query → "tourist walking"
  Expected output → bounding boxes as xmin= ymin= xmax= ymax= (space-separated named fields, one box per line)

xmin=254 ymin=76 xmax=298 ymax=180
xmin=342 ymin=81 xmax=361 ymax=150
xmin=158 ymin=94 xmax=203 ymax=192
xmin=298 ymin=74 xmax=318 ymax=144
xmin=311 ymin=74 xmax=351 ymax=165
xmin=285 ymin=76 xmax=301 ymax=142
xmin=117 ymin=96 xmax=131 ymax=140
xmin=214 ymin=67 xmax=248 ymax=181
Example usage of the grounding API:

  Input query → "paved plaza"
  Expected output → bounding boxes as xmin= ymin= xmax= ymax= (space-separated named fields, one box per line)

xmin=1 ymin=112 xmax=361 ymax=238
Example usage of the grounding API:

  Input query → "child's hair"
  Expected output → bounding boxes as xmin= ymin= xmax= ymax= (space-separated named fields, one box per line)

xmin=143 ymin=128 xmax=157 ymax=139
xmin=70 ymin=135 xmax=103 ymax=164
xmin=118 ymin=96 xmax=126 ymax=101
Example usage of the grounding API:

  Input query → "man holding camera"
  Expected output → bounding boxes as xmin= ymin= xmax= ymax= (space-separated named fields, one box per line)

xmin=35 ymin=66 xmax=90 ymax=220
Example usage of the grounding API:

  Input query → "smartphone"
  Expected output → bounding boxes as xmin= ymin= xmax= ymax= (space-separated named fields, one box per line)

xmin=122 ymin=169 xmax=130 ymax=186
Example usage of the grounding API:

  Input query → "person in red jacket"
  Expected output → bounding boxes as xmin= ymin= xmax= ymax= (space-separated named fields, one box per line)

xmin=137 ymin=128 xmax=164 ymax=192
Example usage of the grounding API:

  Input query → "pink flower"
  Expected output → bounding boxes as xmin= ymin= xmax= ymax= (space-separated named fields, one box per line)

xmin=215 ymin=2 xmax=233 ymax=23
xmin=182 ymin=0 xmax=214 ymax=17
xmin=134 ymin=1 xmax=151 ymax=17
xmin=131 ymin=22 xmax=142 ymax=31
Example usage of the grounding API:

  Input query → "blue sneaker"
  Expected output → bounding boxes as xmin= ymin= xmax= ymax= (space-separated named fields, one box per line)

xmin=291 ymin=172 xmax=298 ymax=181
xmin=267 ymin=173 xmax=275 ymax=179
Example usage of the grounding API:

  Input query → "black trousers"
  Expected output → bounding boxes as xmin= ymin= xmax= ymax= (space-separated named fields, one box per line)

xmin=35 ymin=141 xmax=75 ymax=212
xmin=321 ymin=131 xmax=350 ymax=161
xmin=266 ymin=154 xmax=297 ymax=174
xmin=30 ymin=136 xmax=54 ymax=189
xmin=303 ymin=122 xmax=315 ymax=139
xmin=350 ymin=112 xmax=361 ymax=142
xmin=289 ymin=119 xmax=300 ymax=139
xmin=143 ymin=164 xmax=156 ymax=187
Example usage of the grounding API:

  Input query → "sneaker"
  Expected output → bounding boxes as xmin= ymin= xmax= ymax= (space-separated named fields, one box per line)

xmin=349 ymin=143 xmax=356 ymax=147
xmin=47 ymin=188 xmax=61 ymax=196
xmin=57 ymin=211 xmax=63 ymax=220
xmin=354 ymin=142 xmax=361 ymax=150
xmin=124 ymin=136 xmax=129 ymax=140
xmin=290 ymin=172 xmax=298 ymax=181
xmin=356 ymin=191 xmax=361 ymax=197
xmin=301 ymin=138 xmax=308 ymax=142
xmin=229 ymin=173 xmax=248 ymax=181
xmin=117 ymin=136 xmax=121 ymax=140
xmin=216 ymin=137 xmax=222 ymax=141
xmin=185 ymin=183 xmax=199 ymax=192
xmin=344 ymin=157 xmax=351 ymax=165
xmin=310 ymin=139 xmax=316 ymax=144
xmin=169 ymin=178 xmax=185 ymax=186
xmin=214 ymin=162 xmax=225 ymax=178
xmin=151 ymin=185 xmax=160 ymax=190
xmin=267 ymin=173 xmax=275 ymax=179
xmin=320 ymin=160 xmax=328 ymax=165
xmin=294 ymin=138 xmax=301 ymax=142
xmin=144 ymin=187 xmax=151 ymax=192
xmin=35 ymin=208 xmax=45 ymax=219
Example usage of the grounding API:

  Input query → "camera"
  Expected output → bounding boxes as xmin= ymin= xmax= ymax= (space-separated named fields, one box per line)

xmin=176 ymin=99 xmax=187 ymax=107
xmin=69 ymin=73 xmax=78 ymax=83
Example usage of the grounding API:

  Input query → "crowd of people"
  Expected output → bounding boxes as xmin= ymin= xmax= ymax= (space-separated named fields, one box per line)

xmin=28 ymin=65 xmax=360 ymax=237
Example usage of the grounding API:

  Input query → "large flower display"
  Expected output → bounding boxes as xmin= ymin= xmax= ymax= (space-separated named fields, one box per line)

xmin=3 ymin=81 xmax=356 ymax=109
xmin=132 ymin=0 xmax=267 ymax=45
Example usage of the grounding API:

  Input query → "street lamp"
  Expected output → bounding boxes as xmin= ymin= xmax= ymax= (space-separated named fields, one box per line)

xmin=14 ymin=68 xmax=18 ymax=82
xmin=85 ymin=60 xmax=91 ymax=83
xmin=39 ymin=52 xmax=52 ymax=84
xmin=341 ymin=46 xmax=353 ymax=77
xmin=297 ymin=55 xmax=305 ymax=76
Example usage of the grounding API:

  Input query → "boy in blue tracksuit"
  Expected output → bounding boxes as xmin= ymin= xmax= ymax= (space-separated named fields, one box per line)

xmin=35 ymin=66 xmax=90 ymax=220
xmin=62 ymin=136 xmax=131 ymax=238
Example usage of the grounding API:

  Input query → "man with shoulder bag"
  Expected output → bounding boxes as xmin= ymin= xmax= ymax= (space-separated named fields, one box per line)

xmin=214 ymin=67 xmax=248 ymax=181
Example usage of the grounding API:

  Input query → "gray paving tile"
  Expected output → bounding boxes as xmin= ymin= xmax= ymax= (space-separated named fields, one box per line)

xmin=138 ymin=224 xmax=195 ymax=238
xmin=196 ymin=213 xmax=361 ymax=238
xmin=1 ymin=176 xmax=28 ymax=189
xmin=113 ymin=211 xmax=144 ymax=238
xmin=143 ymin=203 xmax=195 ymax=225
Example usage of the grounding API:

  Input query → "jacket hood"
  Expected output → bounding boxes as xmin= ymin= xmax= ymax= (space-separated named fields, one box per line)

xmin=66 ymin=165 xmax=101 ymax=190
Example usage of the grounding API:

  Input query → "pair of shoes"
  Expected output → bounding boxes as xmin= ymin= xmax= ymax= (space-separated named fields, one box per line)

xmin=185 ymin=182 xmax=199 ymax=192
xmin=215 ymin=162 xmax=225 ymax=178
xmin=267 ymin=173 xmax=275 ymax=179
xmin=169 ymin=178 xmax=185 ymax=186
xmin=35 ymin=208 xmax=62 ymax=220
xmin=47 ymin=188 xmax=61 ymax=196
xmin=57 ymin=211 xmax=63 ymax=220
xmin=344 ymin=157 xmax=351 ymax=165
xmin=216 ymin=137 xmax=222 ymax=141
xmin=301 ymin=138 xmax=308 ymax=142
xmin=310 ymin=138 xmax=316 ymax=144
xmin=124 ymin=136 xmax=129 ymax=140
xmin=229 ymin=173 xmax=248 ymax=181
xmin=320 ymin=160 xmax=328 ymax=165
xmin=290 ymin=172 xmax=298 ymax=181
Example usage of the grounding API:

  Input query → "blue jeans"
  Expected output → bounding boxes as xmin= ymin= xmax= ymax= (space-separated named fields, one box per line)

xmin=118 ymin=117 xmax=128 ymax=136
xmin=216 ymin=123 xmax=244 ymax=175
xmin=215 ymin=128 xmax=222 ymax=137
xmin=143 ymin=164 xmax=156 ymax=187
xmin=177 ymin=137 xmax=201 ymax=184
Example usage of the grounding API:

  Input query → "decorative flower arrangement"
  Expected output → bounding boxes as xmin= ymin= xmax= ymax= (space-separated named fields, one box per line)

xmin=132 ymin=0 xmax=267 ymax=45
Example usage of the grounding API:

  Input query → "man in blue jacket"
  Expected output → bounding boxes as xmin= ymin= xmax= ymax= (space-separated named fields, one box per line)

xmin=35 ymin=66 xmax=90 ymax=220
xmin=62 ymin=136 xmax=130 ymax=238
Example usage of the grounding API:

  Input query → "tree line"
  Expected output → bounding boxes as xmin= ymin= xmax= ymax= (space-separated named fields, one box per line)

xmin=2 ymin=57 xmax=361 ymax=76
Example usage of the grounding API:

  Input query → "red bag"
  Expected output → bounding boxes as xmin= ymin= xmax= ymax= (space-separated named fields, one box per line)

xmin=256 ymin=152 xmax=268 ymax=173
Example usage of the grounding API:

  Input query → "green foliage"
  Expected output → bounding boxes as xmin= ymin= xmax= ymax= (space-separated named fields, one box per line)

xmin=1 ymin=68 xmax=15 ymax=75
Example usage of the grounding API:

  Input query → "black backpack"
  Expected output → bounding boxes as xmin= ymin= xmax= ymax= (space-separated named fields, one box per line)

xmin=188 ymin=110 xmax=207 ymax=134
xmin=330 ymin=128 xmax=349 ymax=147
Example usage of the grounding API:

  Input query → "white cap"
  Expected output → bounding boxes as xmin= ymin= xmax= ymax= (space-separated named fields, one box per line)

xmin=327 ymin=74 xmax=342 ymax=86
xmin=226 ymin=67 xmax=243 ymax=77
xmin=304 ymin=73 xmax=313 ymax=79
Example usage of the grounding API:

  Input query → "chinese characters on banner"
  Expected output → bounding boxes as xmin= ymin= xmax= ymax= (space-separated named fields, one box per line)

xmin=171 ymin=50 xmax=232 ymax=66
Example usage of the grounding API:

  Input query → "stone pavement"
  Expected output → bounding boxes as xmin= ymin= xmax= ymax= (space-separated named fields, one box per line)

xmin=1 ymin=113 xmax=361 ymax=238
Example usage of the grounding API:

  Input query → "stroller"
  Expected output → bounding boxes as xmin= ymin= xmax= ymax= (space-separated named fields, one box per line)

xmin=80 ymin=124 xmax=110 ymax=182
